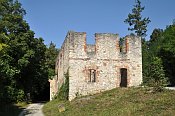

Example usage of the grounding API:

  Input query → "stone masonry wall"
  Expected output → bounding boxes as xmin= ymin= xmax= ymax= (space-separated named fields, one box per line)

xmin=50 ymin=31 xmax=142 ymax=101
xmin=50 ymin=32 xmax=71 ymax=100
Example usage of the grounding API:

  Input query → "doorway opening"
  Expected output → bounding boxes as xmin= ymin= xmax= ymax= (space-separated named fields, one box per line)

xmin=120 ymin=68 xmax=127 ymax=87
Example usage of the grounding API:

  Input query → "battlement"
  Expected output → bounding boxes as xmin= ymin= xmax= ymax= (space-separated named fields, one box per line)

xmin=62 ymin=31 xmax=141 ymax=60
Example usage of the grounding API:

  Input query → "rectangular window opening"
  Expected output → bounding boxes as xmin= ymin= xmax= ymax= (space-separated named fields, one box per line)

xmin=89 ymin=69 xmax=96 ymax=83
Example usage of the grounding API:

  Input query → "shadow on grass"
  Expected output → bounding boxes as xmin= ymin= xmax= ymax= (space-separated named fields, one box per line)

xmin=0 ymin=102 xmax=26 ymax=116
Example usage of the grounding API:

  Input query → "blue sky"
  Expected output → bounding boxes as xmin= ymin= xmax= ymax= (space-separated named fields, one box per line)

xmin=19 ymin=0 xmax=175 ymax=48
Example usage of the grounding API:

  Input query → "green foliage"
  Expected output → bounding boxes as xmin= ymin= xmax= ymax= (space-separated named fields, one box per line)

xmin=16 ymin=89 xmax=25 ymax=102
xmin=142 ymin=41 xmax=150 ymax=80
xmin=0 ymin=0 xmax=30 ymax=103
xmin=124 ymin=0 xmax=151 ymax=38
xmin=56 ymin=69 xmax=69 ymax=100
xmin=143 ymin=24 xmax=175 ymax=87
xmin=146 ymin=57 xmax=168 ymax=92
xmin=150 ymin=28 xmax=163 ymax=43
xmin=0 ymin=43 xmax=7 ymax=51
xmin=0 ymin=0 xmax=58 ymax=103
xmin=142 ymin=29 xmax=164 ymax=83
xmin=159 ymin=24 xmax=175 ymax=86
xmin=45 ymin=42 xmax=59 ymax=78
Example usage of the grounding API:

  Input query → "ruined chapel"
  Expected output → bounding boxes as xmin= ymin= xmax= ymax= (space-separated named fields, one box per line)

xmin=49 ymin=31 xmax=142 ymax=101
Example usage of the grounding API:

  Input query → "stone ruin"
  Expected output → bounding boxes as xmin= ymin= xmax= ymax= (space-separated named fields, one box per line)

xmin=49 ymin=31 xmax=142 ymax=101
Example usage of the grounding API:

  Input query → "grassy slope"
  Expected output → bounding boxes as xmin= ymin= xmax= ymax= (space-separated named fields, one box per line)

xmin=43 ymin=87 xmax=175 ymax=116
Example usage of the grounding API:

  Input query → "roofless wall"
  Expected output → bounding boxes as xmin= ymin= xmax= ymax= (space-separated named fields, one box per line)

xmin=50 ymin=31 xmax=142 ymax=101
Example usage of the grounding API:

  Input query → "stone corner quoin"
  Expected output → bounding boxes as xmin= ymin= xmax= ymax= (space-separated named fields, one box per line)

xmin=49 ymin=31 xmax=142 ymax=101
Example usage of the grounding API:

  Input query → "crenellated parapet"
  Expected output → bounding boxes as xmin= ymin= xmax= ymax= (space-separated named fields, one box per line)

xmin=63 ymin=31 xmax=141 ymax=60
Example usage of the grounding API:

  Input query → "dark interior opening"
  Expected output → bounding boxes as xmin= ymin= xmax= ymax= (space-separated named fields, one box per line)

xmin=120 ymin=68 xmax=127 ymax=87
xmin=89 ymin=69 xmax=96 ymax=82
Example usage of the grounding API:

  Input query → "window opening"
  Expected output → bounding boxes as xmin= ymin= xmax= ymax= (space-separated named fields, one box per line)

xmin=89 ymin=69 xmax=96 ymax=82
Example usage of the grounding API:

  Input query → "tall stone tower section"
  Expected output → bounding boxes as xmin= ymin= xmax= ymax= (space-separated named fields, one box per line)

xmin=95 ymin=33 xmax=120 ymax=59
xmin=124 ymin=35 xmax=142 ymax=86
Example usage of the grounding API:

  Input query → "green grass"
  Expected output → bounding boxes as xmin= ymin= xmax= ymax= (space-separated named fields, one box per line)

xmin=43 ymin=87 xmax=175 ymax=116
xmin=0 ymin=102 xmax=28 ymax=116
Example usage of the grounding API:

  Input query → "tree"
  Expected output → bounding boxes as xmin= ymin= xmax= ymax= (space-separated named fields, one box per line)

xmin=158 ymin=24 xmax=175 ymax=86
xmin=125 ymin=0 xmax=150 ymax=85
xmin=45 ymin=42 xmax=59 ymax=78
xmin=147 ymin=57 xmax=168 ymax=92
xmin=0 ymin=0 xmax=55 ymax=102
xmin=0 ymin=0 xmax=25 ymax=103
xmin=142 ymin=29 xmax=164 ymax=84
xmin=124 ymin=0 xmax=151 ymax=38
xmin=150 ymin=28 xmax=163 ymax=43
xmin=143 ymin=23 xmax=175 ymax=87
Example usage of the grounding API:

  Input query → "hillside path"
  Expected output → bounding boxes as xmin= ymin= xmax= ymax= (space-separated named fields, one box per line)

xmin=19 ymin=103 xmax=44 ymax=116
xmin=165 ymin=87 xmax=175 ymax=90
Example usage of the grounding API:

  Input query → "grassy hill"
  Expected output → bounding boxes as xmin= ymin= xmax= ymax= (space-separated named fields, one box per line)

xmin=43 ymin=87 xmax=175 ymax=116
